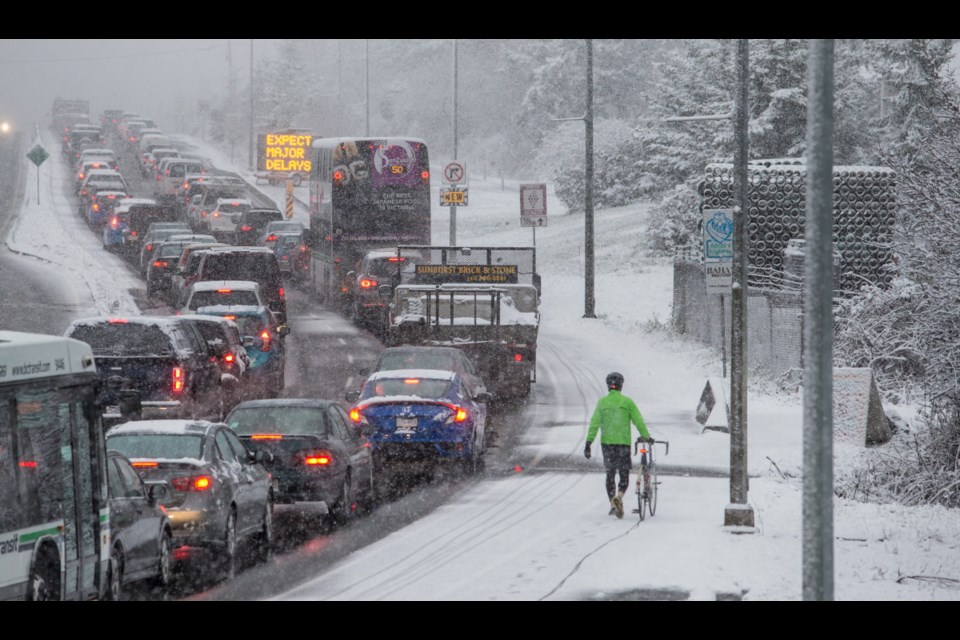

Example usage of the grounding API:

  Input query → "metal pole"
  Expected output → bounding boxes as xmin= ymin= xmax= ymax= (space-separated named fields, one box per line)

xmin=584 ymin=38 xmax=596 ymax=319
xmin=450 ymin=39 xmax=458 ymax=246
xmin=720 ymin=294 xmax=727 ymax=378
xmin=365 ymin=39 xmax=370 ymax=137
xmin=249 ymin=39 xmax=254 ymax=171
xmin=803 ymin=38 xmax=835 ymax=602
xmin=724 ymin=38 xmax=754 ymax=528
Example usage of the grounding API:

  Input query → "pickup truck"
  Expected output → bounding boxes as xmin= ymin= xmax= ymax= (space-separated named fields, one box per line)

xmin=383 ymin=245 xmax=540 ymax=400
xmin=64 ymin=316 xmax=224 ymax=421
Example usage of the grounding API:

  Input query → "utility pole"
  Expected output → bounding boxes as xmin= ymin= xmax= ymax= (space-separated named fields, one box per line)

xmin=724 ymin=38 xmax=755 ymax=529
xmin=365 ymin=39 xmax=370 ymax=136
xmin=249 ymin=39 xmax=254 ymax=171
xmin=551 ymin=39 xmax=595 ymax=318
xmin=803 ymin=38 xmax=835 ymax=602
xmin=584 ymin=38 xmax=596 ymax=319
xmin=450 ymin=38 xmax=459 ymax=246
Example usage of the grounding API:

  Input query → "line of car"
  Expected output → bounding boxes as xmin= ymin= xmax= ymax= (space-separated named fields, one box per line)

xmin=58 ymin=107 xmax=498 ymax=597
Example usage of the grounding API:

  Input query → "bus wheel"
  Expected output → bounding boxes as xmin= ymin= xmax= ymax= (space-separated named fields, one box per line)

xmin=28 ymin=548 xmax=61 ymax=601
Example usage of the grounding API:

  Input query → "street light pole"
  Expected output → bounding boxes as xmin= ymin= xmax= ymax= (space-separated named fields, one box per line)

xmin=584 ymin=38 xmax=596 ymax=319
xmin=724 ymin=38 xmax=755 ymax=529
xmin=249 ymin=39 xmax=254 ymax=171
xmin=450 ymin=38 xmax=458 ymax=246
xmin=365 ymin=39 xmax=370 ymax=137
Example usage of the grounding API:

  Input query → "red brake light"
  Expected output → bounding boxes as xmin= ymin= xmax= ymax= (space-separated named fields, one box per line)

xmin=131 ymin=231 xmax=137 ymax=236
xmin=201 ymin=211 xmax=208 ymax=217
xmin=359 ymin=279 xmax=378 ymax=289
xmin=172 ymin=367 xmax=184 ymax=392
xmin=171 ymin=475 xmax=213 ymax=492
xmin=251 ymin=434 xmax=283 ymax=440
xmin=153 ymin=260 xmax=169 ymax=268
xmin=132 ymin=461 xmax=158 ymax=468
xmin=224 ymin=315 xmax=236 ymax=320
xmin=404 ymin=378 xmax=420 ymax=384
xmin=278 ymin=287 xmax=285 ymax=299
xmin=454 ymin=407 xmax=469 ymax=422
xmin=260 ymin=330 xmax=271 ymax=352
xmin=333 ymin=170 xmax=345 ymax=182
xmin=421 ymin=170 xmax=430 ymax=181
xmin=145 ymin=244 xmax=153 ymax=251
xmin=111 ymin=217 xmax=118 ymax=228
xmin=349 ymin=408 xmax=361 ymax=422
xmin=224 ymin=353 xmax=235 ymax=363
xmin=217 ymin=288 xmax=232 ymax=293
xmin=514 ymin=353 xmax=523 ymax=362
xmin=266 ymin=234 xmax=277 ymax=242
xmin=108 ymin=318 xmax=128 ymax=324
xmin=240 ymin=225 xmax=252 ymax=231
xmin=92 ymin=204 xmax=100 ymax=212
xmin=388 ymin=256 xmax=406 ymax=262
xmin=19 ymin=460 xmax=38 ymax=468
xmin=305 ymin=451 xmax=333 ymax=466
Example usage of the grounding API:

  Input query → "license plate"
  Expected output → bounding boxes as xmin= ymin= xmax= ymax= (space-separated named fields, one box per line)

xmin=396 ymin=417 xmax=417 ymax=433
xmin=105 ymin=405 xmax=120 ymax=415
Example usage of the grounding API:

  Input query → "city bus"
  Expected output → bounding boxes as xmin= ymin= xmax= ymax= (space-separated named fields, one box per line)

xmin=0 ymin=331 xmax=110 ymax=600
xmin=305 ymin=137 xmax=431 ymax=310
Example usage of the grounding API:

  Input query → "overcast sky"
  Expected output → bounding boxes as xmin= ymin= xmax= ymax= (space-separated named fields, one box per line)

xmin=0 ymin=39 xmax=277 ymax=132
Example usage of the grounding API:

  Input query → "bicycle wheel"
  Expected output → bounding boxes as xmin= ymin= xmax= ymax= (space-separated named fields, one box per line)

xmin=635 ymin=458 xmax=647 ymax=521
xmin=647 ymin=462 xmax=659 ymax=517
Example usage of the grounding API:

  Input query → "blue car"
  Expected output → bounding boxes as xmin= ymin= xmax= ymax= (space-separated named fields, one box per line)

xmin=195 ymin=305 xmax=288 ymax=398
xmin=347 ymin=369 xmax=490 ymax=479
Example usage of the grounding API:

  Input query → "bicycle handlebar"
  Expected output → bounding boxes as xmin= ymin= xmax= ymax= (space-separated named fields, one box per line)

xmin=635 ymin=437 xmax=669 ymax=456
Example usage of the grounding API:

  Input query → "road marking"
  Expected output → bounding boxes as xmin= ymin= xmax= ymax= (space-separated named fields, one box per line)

xmin=337 ymin=337 xmax=346 ymax=345
xmin=346 ymin=376 xmax=354 ymax=389
xmin=347 ymin=354 xmax=354 ymax=363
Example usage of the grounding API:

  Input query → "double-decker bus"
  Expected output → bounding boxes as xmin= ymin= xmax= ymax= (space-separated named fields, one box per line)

xmin=0 ymin=331 xmax=110 ymax=601
xmin=306 ymin=137 xmax=431 ymax=310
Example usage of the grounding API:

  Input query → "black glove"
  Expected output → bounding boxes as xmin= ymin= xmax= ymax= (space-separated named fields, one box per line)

xmin=584 ymin=442 xmax=592 ymax=459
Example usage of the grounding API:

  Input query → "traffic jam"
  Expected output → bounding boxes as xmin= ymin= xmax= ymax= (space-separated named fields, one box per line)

xmin=51 ymin=98 xmax=540 ymax=599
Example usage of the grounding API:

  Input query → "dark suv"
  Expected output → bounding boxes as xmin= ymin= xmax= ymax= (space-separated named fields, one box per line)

xmin=195 ymin=247 xmax=287 ymax=324
xmin=234 ymin=208 xmax=284 ymax=246
xmin=64 ymin=316 xmax=224 ymax=420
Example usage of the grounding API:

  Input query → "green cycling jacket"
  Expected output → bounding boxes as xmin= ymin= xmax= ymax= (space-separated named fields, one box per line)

xmin=587 ymin=389 xmax=650 ymax=445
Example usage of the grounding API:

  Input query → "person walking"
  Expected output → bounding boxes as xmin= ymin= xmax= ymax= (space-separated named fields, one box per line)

xmin=584 ymin=372 xmax=652 ymax=519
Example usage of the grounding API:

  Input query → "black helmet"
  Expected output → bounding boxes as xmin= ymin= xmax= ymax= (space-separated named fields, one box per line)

xmin=606 ymin=372 xmax=624 ymax=390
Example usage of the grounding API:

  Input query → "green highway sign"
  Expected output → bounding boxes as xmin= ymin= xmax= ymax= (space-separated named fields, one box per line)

xmin=27 ymin=144 xmax=49 ymax=167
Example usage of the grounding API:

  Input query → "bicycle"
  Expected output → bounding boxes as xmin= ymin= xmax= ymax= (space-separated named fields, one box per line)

xmin=633 ymin=437 xmax=669 ymax=521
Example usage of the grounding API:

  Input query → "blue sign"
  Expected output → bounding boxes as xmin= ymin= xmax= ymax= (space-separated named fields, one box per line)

xmin=703 ymin=209 xmax=733 ymax=260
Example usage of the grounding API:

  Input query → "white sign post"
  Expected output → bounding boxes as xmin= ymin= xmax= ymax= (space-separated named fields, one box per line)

xmin=520 ymin=183 xmax=547 ymax=247
xmin=444 ymin=161 xmax=467 ymax=244
xmin=703 ymin=208 xmax=734 ymax=378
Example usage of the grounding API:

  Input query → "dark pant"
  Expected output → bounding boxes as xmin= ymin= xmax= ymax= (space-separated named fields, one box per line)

xmin=601 ymin=444 xmax=631 ymax=500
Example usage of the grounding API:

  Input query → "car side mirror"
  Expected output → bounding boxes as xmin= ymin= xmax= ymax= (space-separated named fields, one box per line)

xmin=118 ymin=390 xmax=142 ymax=420
xmin=475 ymin=392 xmax=494 ymax=404
xmin=276 ymin=324 xmax=291 ymax=337
xmin=252 ymin=450 xmax=273 ymax=464
xmin=345 ymin=390 xmax=360 ymax=403
xmin=146 ymin=482 xmax=167 ymax=505
xmin=378 ymin=284 xmax=393 ymax=299
xmin=358 ymin=367 xmax=369 ymax=377
xmin=346 ymin=270 xmax=356 ymax=279
xmin=242 ymin=335 xmax=256 ymax=347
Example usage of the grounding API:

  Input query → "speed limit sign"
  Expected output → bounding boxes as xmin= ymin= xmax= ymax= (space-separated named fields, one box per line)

xmin=520 ymin=183 xmax=547 ymax=227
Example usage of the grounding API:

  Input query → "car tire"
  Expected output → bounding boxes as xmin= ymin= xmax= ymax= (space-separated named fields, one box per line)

xmin=331 ymin=471 xmax=353 ymax=526
xmin=27 ymin=548 xmax=60 ymax=601
xmin=221 ymin=510 xmax=238 ymax=581
xmin=257 ymin=499 xmax=274 ymax=564
xmin=153 ymin=530 xmax=173 ymax=589
xmin=103 ymin=546 xmax=124 ymax=601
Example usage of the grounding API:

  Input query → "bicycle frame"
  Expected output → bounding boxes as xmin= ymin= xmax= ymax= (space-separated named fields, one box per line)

xmin=634 ymin=438 xmax=669 ymax=520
